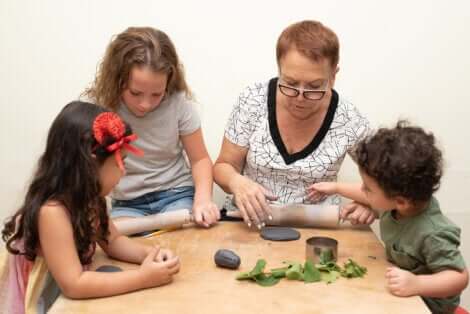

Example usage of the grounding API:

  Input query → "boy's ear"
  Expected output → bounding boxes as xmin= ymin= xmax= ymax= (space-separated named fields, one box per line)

xmin=394 ymin=196 xmax=412 ymax=210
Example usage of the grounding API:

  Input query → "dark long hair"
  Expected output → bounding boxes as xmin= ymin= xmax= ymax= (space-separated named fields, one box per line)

xmin=2 ymin=101 xmax=129 ymax=264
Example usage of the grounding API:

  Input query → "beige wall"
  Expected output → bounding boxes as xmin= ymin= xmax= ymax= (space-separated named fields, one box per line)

xmin=1 ymin=0 xmax=469 ymax=306
xmin=2 ymin=1 xmax=469 ymax=215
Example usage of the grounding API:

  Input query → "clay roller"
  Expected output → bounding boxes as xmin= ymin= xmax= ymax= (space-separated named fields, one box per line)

xmin=115 ymin=209 xmax=193 ymax=236
xmin=226 ymin=203 xmax=339 ymax=228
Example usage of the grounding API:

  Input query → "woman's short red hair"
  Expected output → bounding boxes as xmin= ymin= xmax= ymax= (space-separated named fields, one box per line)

xmin=276 ymin=20 xmax=340 ymax=69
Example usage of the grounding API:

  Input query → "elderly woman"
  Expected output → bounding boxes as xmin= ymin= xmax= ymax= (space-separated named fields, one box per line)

xmin=214 ymin=20 xmax=372 ymax=228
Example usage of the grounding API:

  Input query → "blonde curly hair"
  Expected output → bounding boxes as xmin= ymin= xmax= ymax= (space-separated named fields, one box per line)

xmin=84 ymin=27 xmax=191 ymax=110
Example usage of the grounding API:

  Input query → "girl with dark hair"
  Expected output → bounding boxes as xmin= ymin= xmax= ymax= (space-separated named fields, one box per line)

xmin=0 ymin=101 xmax=180 ymax=313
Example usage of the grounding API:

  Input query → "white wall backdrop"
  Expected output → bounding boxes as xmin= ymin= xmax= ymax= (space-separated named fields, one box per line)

xmin=1 ymin=0 xmax=469 ymax=308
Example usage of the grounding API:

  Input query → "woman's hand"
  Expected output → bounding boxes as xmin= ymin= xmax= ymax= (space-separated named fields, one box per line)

xmin=229 ymin=174 xmax=277 ymax=228
xmin=340 ymin=201 xmax=377 ymax=225
xmin=306 ymin=182 xmax=338 ymax=202
xmin=192 ymin=200 xmax=220 ymax=228
xmin=139 ymin=246 xmax=180 ymax=288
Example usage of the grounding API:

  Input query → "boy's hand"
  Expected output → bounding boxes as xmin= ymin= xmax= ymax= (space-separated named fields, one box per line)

xmin=386 ymin=267 xmax=418 ymax=297
xmin=306 ymin=182 xmax=338 ymax=202
xmin=193 ymin=200 xmax=220 ymax=228
xmin=140 ymin=246 xmax=180 ymax=288
xmin=340 ymin=202 xmax=376 ymax=225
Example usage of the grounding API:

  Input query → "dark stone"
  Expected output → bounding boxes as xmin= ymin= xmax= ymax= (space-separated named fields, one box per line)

xmin=214 ymin=249 xmax=241 ymax=269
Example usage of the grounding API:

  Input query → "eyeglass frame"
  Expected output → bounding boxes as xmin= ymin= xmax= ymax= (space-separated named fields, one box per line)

xmin=277 ymin=79 xmax=329 ymax=101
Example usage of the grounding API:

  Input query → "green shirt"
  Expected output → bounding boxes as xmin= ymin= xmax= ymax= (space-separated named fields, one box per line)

xmin=380 ymin=197 xmax=466 ymax=314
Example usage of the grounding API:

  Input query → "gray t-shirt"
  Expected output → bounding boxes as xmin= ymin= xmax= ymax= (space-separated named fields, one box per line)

xmin=112 ymin=92 xmax=201 ymax=200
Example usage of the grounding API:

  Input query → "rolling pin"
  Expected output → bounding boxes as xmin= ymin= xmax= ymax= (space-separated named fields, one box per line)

xmin=226 ymin=203 xmax=340 ymax=228
xmin=115 ymin=209 xmax=193 ymax=236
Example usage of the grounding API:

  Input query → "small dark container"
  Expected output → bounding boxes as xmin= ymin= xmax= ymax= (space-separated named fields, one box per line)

xmin=214 ymin=249 xmax=241 ymax=269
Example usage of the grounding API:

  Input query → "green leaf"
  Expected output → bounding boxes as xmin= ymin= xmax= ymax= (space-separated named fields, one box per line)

xmin=236 ymin=259 xmax=267 ymax=280
xmin=254 ymin=273 xmax=281 ymax=287
xmin=340 ymin=259 xmax=367 ymax=278
xmin=303 ymin=261 xmax=321 ymax=283
xmin=316 ymin=262 xmax=341 ymax=272
xmin=320 ymin=270 xmax=340 ymax=284
xmin=270 ymin=267 xmax=289 ymax=278
xmin=319 ymin=249 xmax=334 ymax=264
xmin=236 ymin=271 xmax=253 ymax=280
xmin=250 ymin=259 xmax=267 ymax=276
xmin=285 ymin=262 xmax=304 ymax=281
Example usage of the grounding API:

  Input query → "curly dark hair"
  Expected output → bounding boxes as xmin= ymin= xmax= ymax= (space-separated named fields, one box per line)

xmin=2 ymin=101 xmax=132 ymax=265
xmin=356 ymin=120 xmax=443 ymax=203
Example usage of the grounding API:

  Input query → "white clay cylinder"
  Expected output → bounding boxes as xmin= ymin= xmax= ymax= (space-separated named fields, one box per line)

xmin=268 ymin=204 xmax=339 ymax=228
xmin=116 ymin=209 xmax=192 ymax=235
xmin=226 ymin=204 xmax=339 ymax=228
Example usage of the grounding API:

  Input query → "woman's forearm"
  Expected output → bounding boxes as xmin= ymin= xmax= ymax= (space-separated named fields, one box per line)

xmin=213 ymin=162 xmax=242 ymax=194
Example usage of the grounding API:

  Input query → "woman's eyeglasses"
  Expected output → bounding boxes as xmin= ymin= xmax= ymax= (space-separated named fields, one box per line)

xmin=278 ymin=81 xmax=328 ymax=101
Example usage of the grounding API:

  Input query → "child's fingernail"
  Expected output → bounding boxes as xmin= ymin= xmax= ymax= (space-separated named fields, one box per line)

xmin=268 ymin=215 xmax=273 ymax=220
xmin=257 ymin=224 xmax=262 ymax=229
xmin=247 ymin=222 xmax=252 ymax=227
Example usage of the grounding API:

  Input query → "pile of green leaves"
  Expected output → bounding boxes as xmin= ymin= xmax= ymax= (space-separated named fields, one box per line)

xmin=236 ymin=257 xmax=367 ymax=287
xmin=340 ymin=259 xmax=367 ymax=278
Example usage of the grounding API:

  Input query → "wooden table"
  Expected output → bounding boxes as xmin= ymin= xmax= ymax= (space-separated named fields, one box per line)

xmin=49 ymin=222 xmax=430 ymax=314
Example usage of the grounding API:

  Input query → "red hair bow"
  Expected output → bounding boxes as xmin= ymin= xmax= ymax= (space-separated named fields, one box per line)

xmin=92 ymin=112 xmax=144 ymax=171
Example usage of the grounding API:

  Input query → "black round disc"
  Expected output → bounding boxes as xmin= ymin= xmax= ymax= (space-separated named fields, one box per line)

xmin=260 ymin=227 xmax=301 ymax=241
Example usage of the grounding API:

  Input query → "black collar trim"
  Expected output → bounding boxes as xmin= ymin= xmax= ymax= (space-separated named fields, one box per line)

xmin=267 ymin=77 xmax=339 ymax=165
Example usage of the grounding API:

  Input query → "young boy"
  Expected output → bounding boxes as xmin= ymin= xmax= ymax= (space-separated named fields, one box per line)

xmin=310 ymin=121 xmax=468 ymax=313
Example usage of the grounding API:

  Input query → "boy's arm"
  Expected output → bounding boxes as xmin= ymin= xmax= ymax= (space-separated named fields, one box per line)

xmin=386 ymin=267 xmax=469 ymax=298
xmin=308 ymin=182 xmax=369 ymax=205
xmin=415 ymin=269 xmax=469 ymax=297
xmin=335 ymin=182 xmax=369 ymax=205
